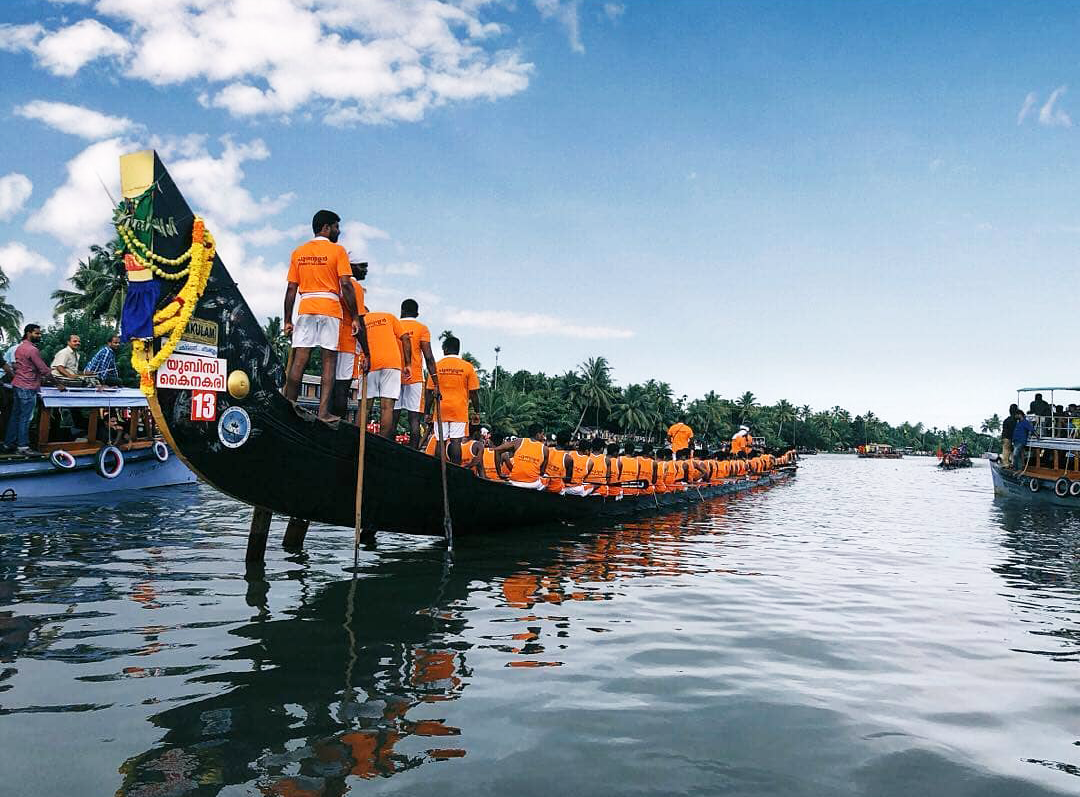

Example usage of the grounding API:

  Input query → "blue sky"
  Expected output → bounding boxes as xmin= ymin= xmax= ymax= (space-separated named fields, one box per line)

xmin=1 ymin=0 xmax=1078 ymax=429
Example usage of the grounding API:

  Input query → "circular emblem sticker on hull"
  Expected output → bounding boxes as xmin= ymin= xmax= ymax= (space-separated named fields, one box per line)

xmin=218 ymin=406 xmax=251 ymax=448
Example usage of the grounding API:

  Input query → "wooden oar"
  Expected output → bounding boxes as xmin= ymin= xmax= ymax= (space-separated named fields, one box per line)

xmin=432 ymin=389 xmax=454 ymax=553
xmin=353 ymin=368 xmax=369 ymax=553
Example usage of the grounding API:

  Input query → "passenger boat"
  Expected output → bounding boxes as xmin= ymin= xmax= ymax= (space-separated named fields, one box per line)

xmin=0 ymin=387 xmax=194 ymax=501
xmin=938 ymin=446 xmax=972 ymax=470
xmin=856 ymin=443 xmax=902 ymax=459
xmin=990 ymin=385 xmax=1080 ymax=505
xmin=116 ymin=150 xmax=795 ymax=540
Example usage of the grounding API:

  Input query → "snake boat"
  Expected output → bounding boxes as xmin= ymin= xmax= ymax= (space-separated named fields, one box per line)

xmin=118 ymin=150 xmax=795 ymax=542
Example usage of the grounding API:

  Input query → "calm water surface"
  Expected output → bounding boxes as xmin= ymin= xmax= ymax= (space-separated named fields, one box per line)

xmin=0 ymin=455 xmax=1078 ymax=796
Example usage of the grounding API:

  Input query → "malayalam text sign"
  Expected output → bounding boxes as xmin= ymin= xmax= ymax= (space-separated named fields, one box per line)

xmin=156 ymin=353 xmax=227 ymax=392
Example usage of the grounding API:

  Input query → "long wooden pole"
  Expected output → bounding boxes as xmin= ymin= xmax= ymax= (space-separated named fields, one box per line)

xmin=432 ymin=389 xmax=454 ymax=553
xmin=353 ymin=371 xmax=369 ymax=551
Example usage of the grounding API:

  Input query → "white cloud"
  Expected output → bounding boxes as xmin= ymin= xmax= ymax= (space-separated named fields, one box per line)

xmin=1039 ymin=86 xmax=1071 ymax=127
xmin=535 ymin=0 xmax=584 ymax=53
xmin=25 ymin=137 xmax=128 ymax=253
xmin=339 ymin=220 xmax=390 ymax=261
xmin=379 ymin=261 xmax=421 ymax=276
xmin=15 ymin=100 xmax=136 ymax=140
xmin=603 ymin=3 xmax=625 ymax=20
xmin=1017 ymin=91 xmax=1037 ymax=125
xmin=446 ymin=309 xmax=633 ymax=339
xmin=241 ymin=223 xmax=310 ymax=247
xmin=0 ymin=173 xmax=33 ymax=220
xmin=0 ymin=19 xmax=130 ymax=76
xmin=0 ymin=242 xmax=55 ymax=278
xmin=8 ymin=0 xmax=535 ymax=125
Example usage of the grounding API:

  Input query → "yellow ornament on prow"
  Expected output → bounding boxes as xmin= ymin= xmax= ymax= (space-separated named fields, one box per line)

xmin=227 ymin=369 xmax=251 ymax=400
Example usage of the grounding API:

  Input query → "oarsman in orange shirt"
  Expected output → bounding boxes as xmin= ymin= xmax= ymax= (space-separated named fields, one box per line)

xmin=637 ymin=443 xmax=658 ymax=495
xmin=331 ymin=260 xmax=369 ymax=418
xmin=393 ymin=299 xmax=438 ymax=449
xmin=460 ymin=425 xmax=486 ymax=472
xmin=667 ymin=419 xmax=694 ymax=459
xmin=283 ymin=210 xmax=361 ymax=421
xmin=582 ymin=437 xmax=611 ymax=496
xmin=495 ymin=423 xmax=551 ymax=490
xmin=361 ymin=310 xmax=411 ymax=438
xmin=542 ymin=430 xmax=575 ymax=493
xmin=731 ymin=425 xmax=752 ymax=457
xmin=478 ymin=431 xmax=510 ymax=480
xmin=562 ymin=438 xmax=593 ymax=496
xmin=424 ymin=335 xmax=480 ymax=464
xmin=615 ymin=441 xmax=641 ymax=498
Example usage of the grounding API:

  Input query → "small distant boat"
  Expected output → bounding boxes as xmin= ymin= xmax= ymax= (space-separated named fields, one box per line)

xmin=938 ymin=454 xmax=972 ymax=470
xmin=857 ymin=443 xmax=902 ymax=459
xmin=991 ymin=385 xmax=1080 ymax=505
xmin=0 ymin=387 xmax=195 ymax=502
xmin=795 ymin=448 xmax=817 ymax=456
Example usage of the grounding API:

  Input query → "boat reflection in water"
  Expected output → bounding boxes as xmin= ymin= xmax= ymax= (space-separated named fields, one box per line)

xmin=112 ymin=492 xmax=762 ymax=796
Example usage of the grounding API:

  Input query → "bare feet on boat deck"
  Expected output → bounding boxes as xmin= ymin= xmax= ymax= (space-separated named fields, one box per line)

xmin=318 ymin=413 xmax=341 ymax=424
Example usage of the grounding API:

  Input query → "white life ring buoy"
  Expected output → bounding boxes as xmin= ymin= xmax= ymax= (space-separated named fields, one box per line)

xmin=1070 ymin=481 xmax=1080 ymax=497
xmin=96 ymin=445 xmax=124 ymax=479
xmin=1028 ymin=477 xmax=1040 ymax=492
xmin=1055 ymin=478 xmax=1069 ymax=497
xmin=49 ymin=449 xmax=77 ymax=471
xmin=153 ymin=440 xmax=169 ymax=462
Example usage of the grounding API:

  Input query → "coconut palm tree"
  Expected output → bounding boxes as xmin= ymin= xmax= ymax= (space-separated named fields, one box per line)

xmin=0 ymin=265 xmax=22 ymax=344
xmin=573 ymin=356 xmax=614 ymax=435
xmin=774 ymin=399 xmax=796 ymax=445
xmin=735 ymin=391 xmax=758 ymax=423
xmin=479 ymin=387 xmax=534 ymax=435
xmin=611 ymin=383 xmax=652 ymax=435
xmin=981 ymin=414 xmax=1001 ymax=435
xmin=51 ymin=237 xmax=127 ymax=329
xmin=262 ymin=316 xmax=289 ymax=364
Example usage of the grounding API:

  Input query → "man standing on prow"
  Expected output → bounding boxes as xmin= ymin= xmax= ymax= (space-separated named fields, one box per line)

xmin=360 ymin=308 xmax=410 ymax=438
xmin=394 ymin=298 xmax=438 ymax=448
xmin=283 ymin=210 xmax=361 ymax=422
xmin=331 ymin=260 xmax=369 ymax=419
xmin=425 ymin=335 xmax=479 ymax=464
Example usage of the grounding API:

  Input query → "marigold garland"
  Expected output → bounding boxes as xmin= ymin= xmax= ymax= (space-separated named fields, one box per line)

xmin=125 ymin=217 xmax=215 ymax=397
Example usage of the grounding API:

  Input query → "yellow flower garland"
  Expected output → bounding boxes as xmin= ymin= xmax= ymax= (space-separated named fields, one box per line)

xmin=127 ymin=217 xmax=216 ymax=397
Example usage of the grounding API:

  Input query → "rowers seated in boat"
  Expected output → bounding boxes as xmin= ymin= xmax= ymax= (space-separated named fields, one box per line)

xmin=477 ymin=431 xmax=510 ymax=480
xmin=492 ymin=424 xmax=550 ymax=490
xmin=542 ymin=430 xmax=575 ymax=494
xmin=562 ymin=438 xmax=593 ymax=496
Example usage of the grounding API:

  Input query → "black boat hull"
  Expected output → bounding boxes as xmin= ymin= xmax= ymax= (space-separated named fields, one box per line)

xmin=140 ymin=152 xmax=795 ymax=535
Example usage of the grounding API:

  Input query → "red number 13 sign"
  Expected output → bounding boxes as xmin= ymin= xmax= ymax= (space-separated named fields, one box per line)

xmin=191 ymin=390 xmax=217 ymax=421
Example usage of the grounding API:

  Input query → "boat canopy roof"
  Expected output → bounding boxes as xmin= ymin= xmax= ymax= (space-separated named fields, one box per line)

xmin=40 ymin=387 xmax=148 ymax=409
xmin=1017 ymin=386 xmax=1080 ymax=392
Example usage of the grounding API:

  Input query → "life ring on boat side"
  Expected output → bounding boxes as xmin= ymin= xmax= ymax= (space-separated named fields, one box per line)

xmin=96 ymin=445 xmax=124 ymax=479
xmin=49 ymin=449 xmax=77 ymax=471
xmin=1027 ymin=477 xmax=1040 ymax=492
xmin=152 ymin=440 xmax=169 ymax=462
xmin=1055 ymin=478 xmax=1069 ymax=497
xmin=1070 ymin=481 xmax=1080 ymax=497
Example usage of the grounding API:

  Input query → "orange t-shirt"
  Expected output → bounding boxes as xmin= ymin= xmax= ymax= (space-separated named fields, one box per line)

xmin=363 ymin=312 xmax=406 ymax=372
xmin=509 ymin=438 xmax=545 ymax=482
xmin=287 ymin=238 xmax=351 ymax=318
xmin=426 ymin=356 xmax=479 ymax=424
xmin=400 ymin=319 xmax=430 ymax=385
xmin=668 ymin=423 xmax=693 ymax=452
xmin=731 ymin=434 xmax=750 ymax=455
xmin=336 ymin=278 xmax=365 ymax=353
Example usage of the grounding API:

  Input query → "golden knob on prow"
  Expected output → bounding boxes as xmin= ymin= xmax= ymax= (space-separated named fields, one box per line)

xmin=227 ymin=369 xmax=250 ymax=399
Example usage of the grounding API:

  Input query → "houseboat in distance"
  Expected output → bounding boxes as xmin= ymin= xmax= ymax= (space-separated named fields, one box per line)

xmin=991 ymin=386 xmax=1080 ymax=505
xmin=0 ymin=387 xmax=194 ymax=502
xmin=857 ymin=443 xmax=902 ymax=459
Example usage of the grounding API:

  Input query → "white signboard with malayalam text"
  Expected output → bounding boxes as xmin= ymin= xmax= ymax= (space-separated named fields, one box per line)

xmin=156 ymin=353 xmax=227 ymax=392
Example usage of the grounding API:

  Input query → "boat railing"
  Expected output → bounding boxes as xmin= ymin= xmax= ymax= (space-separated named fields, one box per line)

xmin=1028 ymin=414 xmax=1080 ymax=440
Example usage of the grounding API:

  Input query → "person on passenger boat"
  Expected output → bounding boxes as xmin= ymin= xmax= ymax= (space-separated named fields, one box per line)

xmin=543 ymin=430 xmax=574 ymax=493
xmin=3 ymin=324 xmax=59 ymax=454
xmin=359 ymin=309 xmax=411 ymax=439
xmin=394 ymin=298 xmax=439 ymax=448
xmin=330 ymin=260 xmax=369 ymax=418
xmin=84 ymin=335 xmax=122 ymax=387
xmin=425 ymin=334 xmax=479 ymax=464
xmin=283 ymin=210 xmax=362 ymax=421
xmin=494 ymin=423 xmax=550 ymax=490
xmin=731 ymin=425 xmax=752 ymax=457
xmin=1011 ymin=407 xmax=1034 ymax=470
xmin=50 ymin=334 xmax=84 ymax=379
xmin=562 ymin=437 xmax=593 ymax=496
